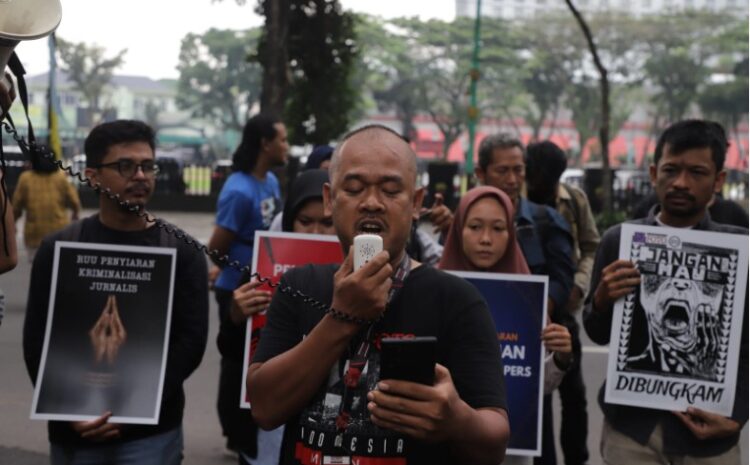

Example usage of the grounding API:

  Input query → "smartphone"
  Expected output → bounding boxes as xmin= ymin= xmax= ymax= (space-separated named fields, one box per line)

xmin=353 ymin=234 xmax=383 ymax=271
xmin=379 ymin=337 xmax=437 ymax=385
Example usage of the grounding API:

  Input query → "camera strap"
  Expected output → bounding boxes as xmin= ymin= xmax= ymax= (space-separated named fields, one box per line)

xmin=335 ymin=251 xmax=412 ymax=432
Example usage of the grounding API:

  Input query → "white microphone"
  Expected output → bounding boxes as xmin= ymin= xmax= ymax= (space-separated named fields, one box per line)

xmin=353 ymin=234 xmax=383 ymax=271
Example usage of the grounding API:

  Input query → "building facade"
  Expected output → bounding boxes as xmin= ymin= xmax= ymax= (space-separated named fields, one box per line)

xmin=456 ymin=0 xmax=748 ymax=20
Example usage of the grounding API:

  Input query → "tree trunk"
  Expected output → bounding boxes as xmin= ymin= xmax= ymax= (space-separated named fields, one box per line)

xmin=566 ymin=0 xmax=612 ymax=213
xmin=259 ymin=0 xmax=290 ymax=116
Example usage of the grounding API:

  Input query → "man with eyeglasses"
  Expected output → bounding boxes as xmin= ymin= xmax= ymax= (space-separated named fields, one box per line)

xmin=23 ymin=120 xmax=209 ymax=465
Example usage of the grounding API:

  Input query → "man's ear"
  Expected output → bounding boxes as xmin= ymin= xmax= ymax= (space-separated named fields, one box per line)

xmin=475 ymin=166 xmax=485 ymax=185
xmin=714 ymin=170 xmax=727 ymax=194
xmin=322 ymin=182 xmax=333 ymax=216
xmin=85 ymin=167 xmax=99 ymax=185
xmin=649 ymin=164 xmax=657 ymax=188
xmin=412 ymin=187 xmax=425 ymax=220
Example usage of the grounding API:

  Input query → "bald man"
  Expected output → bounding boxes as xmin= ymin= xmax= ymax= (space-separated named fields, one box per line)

xmin=247 ymin=125 xmax=510 ymax=465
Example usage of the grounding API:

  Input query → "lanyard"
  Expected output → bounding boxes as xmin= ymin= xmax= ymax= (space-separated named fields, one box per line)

xmin=334 ymin=252 xmax=412 ymax=432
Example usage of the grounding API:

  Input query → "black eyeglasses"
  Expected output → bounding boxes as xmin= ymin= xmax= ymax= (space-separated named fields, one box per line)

xmin=95 ymin=160 xmax=159 ymax=178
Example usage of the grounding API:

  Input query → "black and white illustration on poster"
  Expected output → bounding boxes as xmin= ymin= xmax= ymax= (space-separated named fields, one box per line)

xmin=31 ymin=242 xmax=176 ymax=424
xmin=605 ymin=224 xmax=748 ymax=416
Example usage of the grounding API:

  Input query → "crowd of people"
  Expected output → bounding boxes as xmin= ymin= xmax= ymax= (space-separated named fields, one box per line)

xmin=0 ymin=75 xmax=747 ymax=465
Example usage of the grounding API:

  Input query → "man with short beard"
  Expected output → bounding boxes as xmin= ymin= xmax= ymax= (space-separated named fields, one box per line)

xmin=247 ymin=125 xmax=510 ymax=465
xmin=23 ymin=120 xmax=208 ymax=465
xmin=584 ymin=119 xmax=748 ymax=464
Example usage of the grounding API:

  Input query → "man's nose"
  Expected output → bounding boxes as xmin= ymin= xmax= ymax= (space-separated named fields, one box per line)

xmin=360 ymin=188 xmax=385 ymax=211
xmin=132 ymin=165 xmax=148 ymax=180
xmin=505 ymin=173 xmax=520 ymax=187
xmin=672 ymin=170 xmax=690 ymax=189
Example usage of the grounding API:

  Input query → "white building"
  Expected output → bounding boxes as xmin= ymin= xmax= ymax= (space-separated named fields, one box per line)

xmin=456 ymin=0 xmax=748 ymax=20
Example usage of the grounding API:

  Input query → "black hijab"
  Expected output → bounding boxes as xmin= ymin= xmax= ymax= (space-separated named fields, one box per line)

xmin=281 ymin=169 xmax=329 ymax=232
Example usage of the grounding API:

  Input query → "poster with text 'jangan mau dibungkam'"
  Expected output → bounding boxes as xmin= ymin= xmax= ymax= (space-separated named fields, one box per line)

xmin=606 ymin=224 xmax=748 ymax=416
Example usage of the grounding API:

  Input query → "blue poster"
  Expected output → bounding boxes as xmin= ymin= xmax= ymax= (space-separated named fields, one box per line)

xmin=449 ymin=271 xmax=548 ymax=457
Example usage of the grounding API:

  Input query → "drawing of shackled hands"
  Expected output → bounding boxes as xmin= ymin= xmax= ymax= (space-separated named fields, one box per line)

xmin=89 ymin=295 xmax=127 ymax=365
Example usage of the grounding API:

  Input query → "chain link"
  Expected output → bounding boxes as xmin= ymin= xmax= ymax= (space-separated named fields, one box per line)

xmin=0 ymin=121 xmax=369 ymax=321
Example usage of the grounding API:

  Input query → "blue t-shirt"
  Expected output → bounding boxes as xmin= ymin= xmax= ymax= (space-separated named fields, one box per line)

xmin=215 ymin=171 xmax=280 ymax=290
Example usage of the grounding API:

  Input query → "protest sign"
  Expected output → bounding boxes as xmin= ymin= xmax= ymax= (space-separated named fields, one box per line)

xmin=606 ymin=224 xmax=748 ymax=416
xmin=449 ymin=271 xmax=548 ymax=457
xmin=241 ymin=231 xmax=343 ymax=408
xmin=31 ymin=242 xmax=176 ymax=424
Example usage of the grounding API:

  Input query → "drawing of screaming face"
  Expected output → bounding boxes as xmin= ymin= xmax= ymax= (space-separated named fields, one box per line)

xmin=640 ymin=277 xmax=723 ymax=353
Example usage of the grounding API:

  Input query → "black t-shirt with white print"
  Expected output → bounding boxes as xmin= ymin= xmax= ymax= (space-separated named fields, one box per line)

xmin=252 ymin=263 xmax=507 ymax=465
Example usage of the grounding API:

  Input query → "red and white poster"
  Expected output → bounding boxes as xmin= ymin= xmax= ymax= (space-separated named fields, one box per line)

xmin=240 ymin=231 xmax=344 ymax=408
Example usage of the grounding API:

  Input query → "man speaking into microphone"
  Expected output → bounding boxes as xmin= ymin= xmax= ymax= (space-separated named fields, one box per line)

xmin=247 ymin=125 xmax=510 ymax=465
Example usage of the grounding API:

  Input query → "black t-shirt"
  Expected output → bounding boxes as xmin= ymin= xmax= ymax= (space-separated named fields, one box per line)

xmin=253 ymin=264 xmax=507 ymax=465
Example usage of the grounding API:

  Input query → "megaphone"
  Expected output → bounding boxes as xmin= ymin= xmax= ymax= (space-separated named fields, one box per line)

xmin=0 ymin=0 xmax=62 ymax=113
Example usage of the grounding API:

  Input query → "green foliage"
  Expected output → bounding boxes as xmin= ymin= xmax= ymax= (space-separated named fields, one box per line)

xmin=176 ymin=28 xmax=262 ymax=131
xmin=354 ymin=15 xmax=428 ymax=139
xmin=595 ymin=210 xmax=628 ymax=234
xmin=56 ymin=38 xmax=126 ymax=115
xmin=202 ymin=6 xmax=747 ymax=162
xmin=284 ymin=0 xmax=359 ymax=145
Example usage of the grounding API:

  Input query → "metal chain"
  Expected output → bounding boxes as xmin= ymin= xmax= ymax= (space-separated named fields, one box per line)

xmin=1 ymin=121 xmax=379 ymax=324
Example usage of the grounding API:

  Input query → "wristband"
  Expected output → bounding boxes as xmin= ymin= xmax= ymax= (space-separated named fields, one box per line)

xmin=327 ymin=307 xmax=382 ymax=326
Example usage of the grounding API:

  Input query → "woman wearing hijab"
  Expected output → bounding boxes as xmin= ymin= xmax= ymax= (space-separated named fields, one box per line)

xmin=438 ymin=186 xmax=572 ymax=465
xmin=279 ymin=169 xmax=334 ymax=235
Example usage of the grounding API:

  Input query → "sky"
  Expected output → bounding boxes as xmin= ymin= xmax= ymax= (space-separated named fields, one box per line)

xmin=13 ymin=0 xmax=455 ymax=80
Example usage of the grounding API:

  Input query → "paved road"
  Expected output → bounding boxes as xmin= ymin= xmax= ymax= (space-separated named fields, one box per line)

xmin=0 ymin=210 xmax=746 ymax=464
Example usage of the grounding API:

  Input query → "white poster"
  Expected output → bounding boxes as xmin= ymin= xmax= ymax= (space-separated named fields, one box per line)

xmin=605 ymin=224 xmax=748 ymax=416
xmin=31 ymin=242 xmax=177 ymax=424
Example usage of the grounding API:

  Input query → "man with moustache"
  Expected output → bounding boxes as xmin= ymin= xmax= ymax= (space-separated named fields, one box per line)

xmin=584 ymin=119 xmax=748 ymax=464
xmin=247 ymin=125 xmax=510 ymax=465
xmin=23 ymin=120 xmax=208 ymax=465
xmin=475 ymin=133 xmax=575 ymax=465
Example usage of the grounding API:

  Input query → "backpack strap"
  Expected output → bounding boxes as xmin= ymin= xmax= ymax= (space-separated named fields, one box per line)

xmin=58 ymin=217 xmax=86 ymax=242
xmin=531 ymin=201 xmax=551 ymax=245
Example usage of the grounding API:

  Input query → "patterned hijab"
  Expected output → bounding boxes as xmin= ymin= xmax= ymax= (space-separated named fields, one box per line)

xmin=438 ymin=186 xmax=530 ymax=274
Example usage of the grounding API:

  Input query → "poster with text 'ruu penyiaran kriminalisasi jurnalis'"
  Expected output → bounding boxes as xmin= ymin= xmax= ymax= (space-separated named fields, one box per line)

xmin=31 ymin=241 xmax=176 ymax=425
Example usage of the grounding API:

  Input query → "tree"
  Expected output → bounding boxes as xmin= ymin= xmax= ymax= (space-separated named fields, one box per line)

xmin=356 ymin=15 xmax=422 ymax=139
xmin=56 ymin=38 xmax=126 ymax=123
xmin=644 ymin=48 xmax=707 ymax=123
xmin=255 ymin=0 xmax=291 ymax=115
xmin=516 ymin=15 xmax=583 ymax=141
xmin=698 ymin=61 xmax=749 ymax=160
xmin=565 ymin=0 xmax=613 ymax=213
xmin=176 ymin=28 xmax=263 ymax=131
xmin=640 ymin=12 xmax=723 ymax=125
xmin=406 ymin=17 xmax=478 ymax=159
xmin=283 ymin=0 xmax=359 ymax=145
